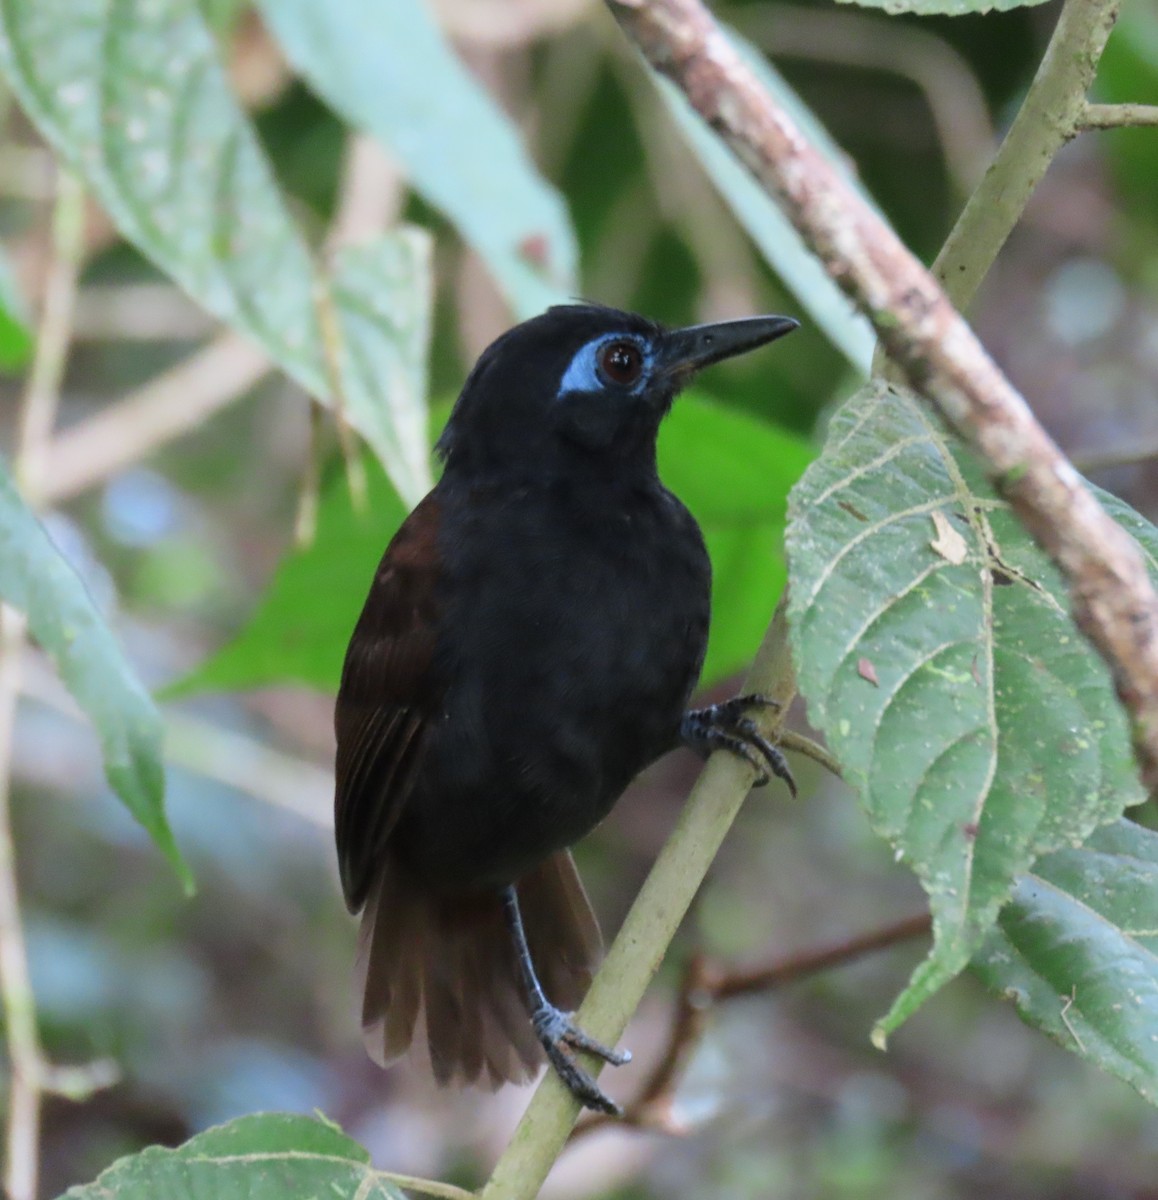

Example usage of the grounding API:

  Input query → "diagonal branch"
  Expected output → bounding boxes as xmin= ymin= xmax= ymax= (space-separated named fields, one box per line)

xmin=606 ymin=0 xmax=1158 ymax=793
xmin=480 ymin=603 xmax=797 ymax=1199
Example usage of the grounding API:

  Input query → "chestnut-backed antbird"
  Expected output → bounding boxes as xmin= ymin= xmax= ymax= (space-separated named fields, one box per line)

xmin=334 ymin=303 xmax=799 ymax=1115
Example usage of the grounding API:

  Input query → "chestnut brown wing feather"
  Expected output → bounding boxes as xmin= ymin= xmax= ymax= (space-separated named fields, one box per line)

xmin=334 ymin=494 xmax=442 ymax=912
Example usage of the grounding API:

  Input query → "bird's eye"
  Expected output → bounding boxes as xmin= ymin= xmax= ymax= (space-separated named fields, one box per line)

xmin=598 ymin=339 xmax=644 ymax=387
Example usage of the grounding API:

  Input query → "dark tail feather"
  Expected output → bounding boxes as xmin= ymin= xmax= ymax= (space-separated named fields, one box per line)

xmin=358 ymin=851 xmax=602 ymax=1089
xmin=519 ymin=850 xmax=602 ymax=1011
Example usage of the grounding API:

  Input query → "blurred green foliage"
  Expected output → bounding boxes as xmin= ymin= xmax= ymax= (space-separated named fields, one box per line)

xmin=0 ymin=248 xmax=33 ymax=370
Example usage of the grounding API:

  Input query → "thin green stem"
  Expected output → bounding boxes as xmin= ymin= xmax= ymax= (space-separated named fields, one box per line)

xmin=930 ymin=0 xmax=1119 ymax=314
xmin=480 ymin=603 xmax=797 ymax=1200
xmin=871 ymin=0 xmax=1118 ymax=380
xmin=0 ymin=608 xmax=34 ymax=1200
xmin=17 ymin=171 xmax=86 ymax=503
xmin=1080 ymin=102 xmax=1158 ymax=130
xmin=374 ymin=1170 xmax=476 ymax=1200
xmin=0 ymin=168 xmax=86 ymax=1200
xmin=776 ymin=729 xmax=842 ymax=779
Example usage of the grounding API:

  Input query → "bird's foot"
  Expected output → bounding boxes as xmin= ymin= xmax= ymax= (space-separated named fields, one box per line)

xmin=681 ymin=693 xmax=797 ymax=796
xmin=532 ymin=1004 xmax=631 ymax=1116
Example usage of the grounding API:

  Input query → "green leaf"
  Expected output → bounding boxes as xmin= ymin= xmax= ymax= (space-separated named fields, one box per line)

xmin=834 ymin=0 xmax=1052 ymax=13
xmin=175 ymin=455 xmax=407 ymax=695
xmin=0 ymin=462 xmax=188 ymax=886
xmin=0 ymin=247 xmax=33 ymax=371
xmin=256 ymin=0 xmax=577 ymax=319
xmin=327 ymin=230 xmax=434 ymax=500
xmin=56 ymin=1112 xmax=405 ymax=1199
xmin=785 ymin=381 xmax=1145 ymax=1040
xmin=973 ymin=819 xmax=1158 ymax=1105
xmin=655 ymin=32 xmax=876 ymax=372
xmin=180 ymin=393 xmax=814 ymax=696
xmin=0 ymin=0 xmax=433 ymax=502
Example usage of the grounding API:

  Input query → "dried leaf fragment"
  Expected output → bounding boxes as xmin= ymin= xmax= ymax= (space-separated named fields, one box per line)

xmin=930 ymin=510 xmax=968 ymax=565
xmin=858 ymin=657 xmax=879 ymax=686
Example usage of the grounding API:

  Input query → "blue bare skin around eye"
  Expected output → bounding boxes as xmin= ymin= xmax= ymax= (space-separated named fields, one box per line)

xmin=556 ymin=334 xmax=653 ymax=398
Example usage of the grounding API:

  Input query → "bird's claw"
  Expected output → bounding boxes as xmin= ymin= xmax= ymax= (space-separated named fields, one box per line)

xmin=681 ymin=694 xmax=797 ymax=797
xmin=533 ymin=1006 xmax=629 ymax=1115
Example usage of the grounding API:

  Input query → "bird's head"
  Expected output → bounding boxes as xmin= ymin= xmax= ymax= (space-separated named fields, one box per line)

xmin=436 ymin=304 xmax=798 ymax=477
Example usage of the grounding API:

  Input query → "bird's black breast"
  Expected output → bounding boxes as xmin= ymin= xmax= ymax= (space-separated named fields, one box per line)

xmin=390 ymin=473 xmax=711 ymax=889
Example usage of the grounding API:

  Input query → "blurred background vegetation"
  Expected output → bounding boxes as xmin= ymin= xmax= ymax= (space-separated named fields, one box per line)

xmin=4 ymin=0 xmax=1158 ymax=1195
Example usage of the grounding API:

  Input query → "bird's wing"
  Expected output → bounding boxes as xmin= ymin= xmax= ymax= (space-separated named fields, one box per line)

xmin=334 ymin=492 xmax=442 ymax=912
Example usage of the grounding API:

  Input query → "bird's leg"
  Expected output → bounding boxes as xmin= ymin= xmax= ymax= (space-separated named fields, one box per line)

xmin=500 ymin=884 xmax=630 ymax=1116
xmin=681 ymin=693 xmax=797 ymax=796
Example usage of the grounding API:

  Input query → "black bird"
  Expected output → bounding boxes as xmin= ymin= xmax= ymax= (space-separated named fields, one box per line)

xmin=335 ymin=303 xmax=798 ymax=1114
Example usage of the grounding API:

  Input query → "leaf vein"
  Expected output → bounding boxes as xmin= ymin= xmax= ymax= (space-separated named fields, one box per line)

xmin=824 ymin=382 xmax=892 ymax=456
xmin=807 ymin=431 xmax=930 ymax=510
xmin=1023 ymin=870 xmax=1158 ymax=966
xmin=833 ymin=556 xmax=974 ymax=674
xmin=908 ymin=398 xmax=1002 ymax=933
xmin=800 ymin=495 xmax=961 ymax=611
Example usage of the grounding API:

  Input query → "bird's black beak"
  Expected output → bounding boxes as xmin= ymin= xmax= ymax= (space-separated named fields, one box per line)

xmin=656 ymin=314 xmax=799 ymax=383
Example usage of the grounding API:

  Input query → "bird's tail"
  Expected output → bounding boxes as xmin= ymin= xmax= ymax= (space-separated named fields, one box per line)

xmin=358 ymin=851 xmax=602 ymax=1088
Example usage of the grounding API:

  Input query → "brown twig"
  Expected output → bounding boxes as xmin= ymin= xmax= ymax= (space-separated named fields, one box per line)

xmin=626 ymin=954 xmax=714 ymax=1126
xmin=572 ymin=913 xmax=931 ymax=1139
xmin=715 ymin=913 xmax=932 ymax=1000
xmin=606 ymin=0 xmax=1158 ymax=792
xmin=40 ymin=331 xmax=271 ymax=504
